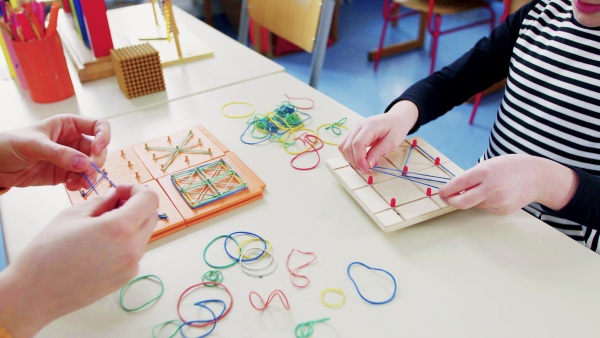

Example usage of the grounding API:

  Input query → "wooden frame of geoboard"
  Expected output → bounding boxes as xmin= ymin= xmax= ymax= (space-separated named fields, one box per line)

xmin=65 ymin=125 xmax=266 ymax=241
xmin=326 ymin=137 xmax=464 ymax=233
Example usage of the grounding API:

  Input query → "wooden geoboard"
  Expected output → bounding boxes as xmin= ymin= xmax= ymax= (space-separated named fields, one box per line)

xmin=326 ymin=137 xmax=464 ymax=233
xmin=66 ymin=125 xmax=266 ymax=241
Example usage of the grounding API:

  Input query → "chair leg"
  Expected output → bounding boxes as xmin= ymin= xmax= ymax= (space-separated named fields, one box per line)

xmin=469 ymin=93 xmax=483 ymax=125
xmin=374 ymin=19 xmax=391 ymax=71
xmin=429 ymin=14 xmax=441 ymax=74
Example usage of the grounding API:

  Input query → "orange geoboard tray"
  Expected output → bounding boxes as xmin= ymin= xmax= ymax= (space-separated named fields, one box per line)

xmin=65 ymin=125 xmax=266 ymax=241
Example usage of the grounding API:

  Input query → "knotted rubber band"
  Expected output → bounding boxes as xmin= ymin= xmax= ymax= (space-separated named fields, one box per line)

xmin=294 ymin=318 xmax=330 ymax=338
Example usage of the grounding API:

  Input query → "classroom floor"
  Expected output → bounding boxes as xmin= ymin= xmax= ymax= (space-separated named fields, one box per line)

xmin=195 ymin=0 xmax=507 ymax=171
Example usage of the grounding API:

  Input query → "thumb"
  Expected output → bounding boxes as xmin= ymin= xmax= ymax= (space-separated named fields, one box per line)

xmin=365 ymin=137 xmax=401 ymax=168
xmin=29 ymin=139 xmax=90 ymax=173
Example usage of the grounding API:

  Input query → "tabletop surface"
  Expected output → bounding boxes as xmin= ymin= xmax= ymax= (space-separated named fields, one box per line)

xmin=0 ymin=3 xmax=283 ymax=132
xmin=2 ymin=72 xmax=600 ymax=338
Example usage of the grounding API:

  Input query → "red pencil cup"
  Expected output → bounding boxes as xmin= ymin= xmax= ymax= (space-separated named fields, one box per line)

xmin=12 ymin=32 xmax=74 ymax=103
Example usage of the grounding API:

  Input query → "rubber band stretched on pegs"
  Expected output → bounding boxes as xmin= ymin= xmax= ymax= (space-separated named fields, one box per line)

xmin=284 ymin=94 xmax=315 ymax=109
xmin=119 ymin=274 xmax=164 ymax=312
xmin=221 ymin=101 xmax=256 ymax=118
xmin=347 ymin=261 xmax=397 ymax=305
xmin=152 ymin=319 xmax=181 ymax=338
xmin=291 ymin=134 xmax=324 ymax=171
xmin=286 ymin=249 xmax=317 ymax=288
xmin=294 ymin=318 xmax=330 ymax=338
xmin=177 ymin=282 xmax=233 ymax=328
xmin=249 ymin=290 xmax=290 ymax=310
xmin=178 ymin=299 xmax=225 ymax=338
xmin=320 ymin=288 xmax=346 ymax=308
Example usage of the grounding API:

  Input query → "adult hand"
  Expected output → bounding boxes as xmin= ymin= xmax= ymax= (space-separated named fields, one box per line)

xmin=439 ymin=154 xmax=578 ymax=215
xmin=0 ymin=184 xmax=159 ymax=338
xmin=0 ymin=115 xmax=110 ymax=191
xmin=338 ymin=100 xmax=419 ymax=174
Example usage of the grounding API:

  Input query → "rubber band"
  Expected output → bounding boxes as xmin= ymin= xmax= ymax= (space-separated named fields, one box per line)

xmin=223 ymin=231 xmax=267 ymax=263
xmin=320 ymin=288 xmax=346 ymax=308
xmin=239 ymin=248 xmax=278 ymax=278
xmin=284 ymin=94 xmax=315 ymax=109
xmin=249 ymin=290 xmax=290 ymax=310
xmin=239 ymin=238 xmax=273 ymax=260
xmin=203 ymin=235 xmax=240 ymax=269
xmin=178 ymin=300 xmax=223 ymax=338
xmin=294 ymin=318 xmax=330 ymax=338
xmin=152 ymin=319 xmax=181 ymax=338
xmin=177 ymin=282 xmax=233 ymax=328
xmin=287 ymin=249 xmax=317 ymax=288
xmin=221 ymin=101 xmax=256 ymax=118
xmin=119 ymin=274 xmax=164 ymax=312
xmin=415 ymin=145 xmax=455 ymax=177
xmin=202 ymin=270 xmax=224 ymax=285
xmin=347 ymin=262 xmax=397 ymax=305
xmin=315 ymin=118 xmax=349 ymax=146
xmin=290 ymin=135 xmax=324 ymax=171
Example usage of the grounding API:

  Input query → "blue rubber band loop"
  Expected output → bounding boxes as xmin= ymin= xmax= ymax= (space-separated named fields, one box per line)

xmin=223 ymin=232 xmax=267 ymax=262
xmin=347 ymin=261 xmax=397 ymax=305
xmin=178 ymin=301 xmax=220 ymax=338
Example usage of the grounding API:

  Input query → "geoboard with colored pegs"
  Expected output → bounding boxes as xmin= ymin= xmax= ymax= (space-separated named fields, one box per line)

xmin=65 ymin=125 xmax=266 ymax=241
xmin=326 ymin=137 xmax=464 ymax=233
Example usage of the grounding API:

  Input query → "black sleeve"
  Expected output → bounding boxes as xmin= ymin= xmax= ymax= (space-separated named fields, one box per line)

xmin=385 ymin=0 xmax=538 ymax=133
xmin=553 ymin=168 xmax=600 ymax=228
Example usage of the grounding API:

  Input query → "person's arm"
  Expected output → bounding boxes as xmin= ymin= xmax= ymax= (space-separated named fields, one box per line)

xmin=0 ymin=185 xmax=159 ymax=338
xmin=387 ymin=0 xmax=538 ymax=132
xmin=0 ymin=115 xmax=110 ymax=191
xmin=553 ymin=168 xmax=600 ymax=227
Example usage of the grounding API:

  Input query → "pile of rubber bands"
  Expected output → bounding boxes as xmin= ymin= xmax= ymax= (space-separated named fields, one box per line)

xmin=221 ymin=95 xmax=349 ymax=171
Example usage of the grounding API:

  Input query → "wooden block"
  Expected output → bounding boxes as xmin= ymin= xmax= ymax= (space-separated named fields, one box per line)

xmin=132 ymin=126 xmax=227 ymax=179
xmin=111 ymin=43 xmax=166 ymax=99
xmin=326 ymin=137 xmax=462 ymax=233
xmin=159 ymin=152 xmax=266 ymax=226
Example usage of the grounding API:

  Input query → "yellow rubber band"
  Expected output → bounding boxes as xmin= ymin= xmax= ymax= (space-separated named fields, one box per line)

xmin=238 ymin=238 xmax=273 ymax=259
xmin=221 ymin=101 xmax=256 ymax=118
xmin=320 ymin=288 xmax=346 ymax=309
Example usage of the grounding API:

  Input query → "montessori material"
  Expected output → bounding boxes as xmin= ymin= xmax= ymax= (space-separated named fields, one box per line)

xmin=326 ymin=137 xmax=464 ymax=233
xmin=111 ymin=43 xmax=166 ymax=98
xmin=65 ymin=126 xmax=265 ymax=241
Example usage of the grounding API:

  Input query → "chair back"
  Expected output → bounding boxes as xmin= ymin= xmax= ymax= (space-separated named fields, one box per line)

xmin=238 ymin=0 xmax=335 ymax=88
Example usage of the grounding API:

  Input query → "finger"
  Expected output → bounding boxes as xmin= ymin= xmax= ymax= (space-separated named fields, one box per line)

xmin=438 ymin=169 xmax=484 ymax=199
xmin=444 ymin=184 xmax=487 ymax=210
xmin=350 ymin=127 xmax=374 ymax=174
xmin=27 ymin=138 xmax=90 ymax=173
xmin=339 ymin=125 xmax=363 ymax=170
xmin=365 ymin=134 xmax=400 ymax=169
xmin=68 ymin=116 xmax=111 ymax=156
xmin=113 ymin=185 xmax=159 ymax=230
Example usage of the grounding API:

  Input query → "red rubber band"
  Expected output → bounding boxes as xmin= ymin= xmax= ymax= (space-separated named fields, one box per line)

xmin=177 ymin=282 xmax=233 ymax=328
xmin=249 ymin=290 xmax=290 ymax=310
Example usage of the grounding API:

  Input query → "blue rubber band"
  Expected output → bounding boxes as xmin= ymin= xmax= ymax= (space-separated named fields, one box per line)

xmin=347 ymin=261 xmax=397 ymax=305
xmin=223 ymin=232 xmax=267 ymax=262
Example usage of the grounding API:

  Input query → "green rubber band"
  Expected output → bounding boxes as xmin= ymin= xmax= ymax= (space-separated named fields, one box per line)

xmin=202 ymin=270 xmax=224 ymax=286
xmin=151 ymin=319 xmax=181 ymax=338
xmin=119 ymin=274 xmax=164 ymax=312
xmin=203 ymin=235 xmax=240 ymax=269
xmin=294 ymin=318 xmax=330 ymax=338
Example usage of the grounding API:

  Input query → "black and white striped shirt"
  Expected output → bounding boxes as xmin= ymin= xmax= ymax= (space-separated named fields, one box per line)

xmin=391 ymin=0 xmax=600 ymax=252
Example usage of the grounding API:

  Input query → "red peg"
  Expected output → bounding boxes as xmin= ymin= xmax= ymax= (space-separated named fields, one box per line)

xmin=426 ymin=187 xmax=432 ymax=197
xmin=434 ymin=157 xmax=440 ymax=165
xmin=390 ymin=198 xmax=396 ymax=207
xmin=402 ymin=166 xmax=408 ymax=176
xmin=368 ymin=175 xmax=373 ymax=185
xmin=412 ymin=139 xmax=417 ymax=147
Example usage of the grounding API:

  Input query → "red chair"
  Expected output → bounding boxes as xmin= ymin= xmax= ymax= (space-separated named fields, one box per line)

xmin=370 ymin=0 xmax=496 ymax=74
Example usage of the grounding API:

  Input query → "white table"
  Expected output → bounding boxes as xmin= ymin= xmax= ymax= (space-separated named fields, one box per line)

xmin=2 ymin=73 xmax=600 ymax=338
xmin=0 ymin=4 xmax=283 ymax=132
